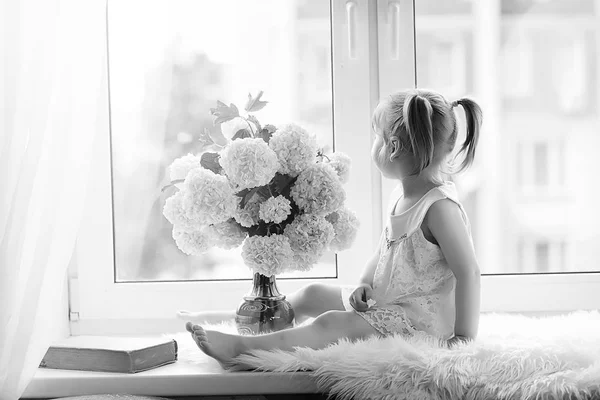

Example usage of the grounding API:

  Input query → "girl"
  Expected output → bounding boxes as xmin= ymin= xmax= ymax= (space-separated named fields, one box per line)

xmin=184 ymin=88 xmax=482 ymax=369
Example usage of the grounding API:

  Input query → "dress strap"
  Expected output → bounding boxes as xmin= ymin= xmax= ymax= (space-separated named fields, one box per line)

xmin=387 ymin=181 xmax=470 ymax=240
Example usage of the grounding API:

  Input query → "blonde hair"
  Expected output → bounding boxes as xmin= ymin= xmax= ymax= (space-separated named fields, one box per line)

xmin=372 ymin=88 xmax=483 ymax=176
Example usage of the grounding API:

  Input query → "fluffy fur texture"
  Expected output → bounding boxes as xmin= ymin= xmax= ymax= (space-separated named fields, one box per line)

xmin=172 ymin=311 xmax=600 ymax=400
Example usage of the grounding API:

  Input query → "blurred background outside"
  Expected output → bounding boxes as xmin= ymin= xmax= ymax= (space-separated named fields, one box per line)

xmin=108 ymin=0 xmax=600 ymax=281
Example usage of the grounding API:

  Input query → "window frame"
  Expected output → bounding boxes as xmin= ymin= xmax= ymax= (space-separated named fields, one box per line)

xmin=73 ymin=0 xmax=383 ymax=333
xmin=72 ymin=0 xmax=600 ymax=336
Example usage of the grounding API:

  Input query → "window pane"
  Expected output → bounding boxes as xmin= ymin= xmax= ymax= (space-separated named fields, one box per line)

xmin=108 ymin=0 xmax=335 ymax=282
xmin=416 ymin=0 xmax=600 ymax=274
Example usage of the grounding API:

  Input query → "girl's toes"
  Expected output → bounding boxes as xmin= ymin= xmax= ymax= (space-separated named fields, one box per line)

xmin=194 ymin=338 xmax=207 ymax=351
xmin=185 ymin=321 xmax=194 ymax=333
xmin=191 ymin=331 xmax=203 ymax=342
xmin=192 ymin=333 xmax=209 ymax=351
xmin=192 ymin=333 xmax=203 ymax=345
xmin=193 ymin=325 xmax=206 ymax=335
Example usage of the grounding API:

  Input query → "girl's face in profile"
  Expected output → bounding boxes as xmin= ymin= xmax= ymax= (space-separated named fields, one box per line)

xmin=371 ymin=128 xmax=387 ymax=173
xmin=372 ymin=101 xmax=418 ymax=180
xmin=371 ymin=102 xmax=394 ymax=178
xmin=371 ymin=127 xmax=398 ymax=179
xmin=371 ymin=124 xmax=414 ymax=180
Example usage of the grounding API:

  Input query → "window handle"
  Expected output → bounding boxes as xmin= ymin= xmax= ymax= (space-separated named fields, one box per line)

xmin=346 ymin=0 xmax=357 ymax=59
xmin=388 ymin=1 xmax=401 ymax=60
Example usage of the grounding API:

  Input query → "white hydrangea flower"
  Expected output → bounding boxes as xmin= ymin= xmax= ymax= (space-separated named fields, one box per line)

xmin=162 ymin=191 xmax=197 ymax=231
xmin=181 ymin=167 xmax=237 ymax=225
xmin=290 ymin=163 xmax=346 ymax=216
xmin=220 ymin=117 xmax=257 ymax=141
xmin=172 ymin=226 xmax=213 ymax=256
xmin=233 ymin=195 xmax=263 ymax=228
xmin=284 ymin=214 xmax=334 ymax=272
xmin=327 ymin=152 xmax=352 ymax=184
xmin=242 ymin=234 xmax=294 ymax=276
xmin=269 ymin=123 xmax=318 ymax=177
xmin=168 ymin=154 xmax=202 ymax=188
xmin=326 ymin=207 xmax=360 ymax=252
xmin=219 ymin=138 xmax=279 ymax=191
xmin=208 ymin=219 xmax=247 ymax=250
xmin=259 ymin=195 xmax=292 ymax=224
xmin=290 ymin=251 xmax=319 ymax=272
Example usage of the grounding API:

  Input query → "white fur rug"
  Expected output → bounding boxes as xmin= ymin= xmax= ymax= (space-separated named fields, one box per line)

xmin=171 ymin=311 xmax=600 ymax=400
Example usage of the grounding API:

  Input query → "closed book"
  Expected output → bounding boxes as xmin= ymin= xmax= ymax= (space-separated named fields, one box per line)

xmin=39 ymin=336 xmax=178 ymax=373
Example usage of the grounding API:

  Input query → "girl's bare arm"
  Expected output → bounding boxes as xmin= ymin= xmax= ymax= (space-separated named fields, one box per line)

xmin=358 ymin=247 xmax=380 ymax=287
xmin=426 ymin=199 xmax=481 ymax=340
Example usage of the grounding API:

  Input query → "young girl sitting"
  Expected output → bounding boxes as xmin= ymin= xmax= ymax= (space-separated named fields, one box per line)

xmin=185 ymin=88 xmax=483 ymax=369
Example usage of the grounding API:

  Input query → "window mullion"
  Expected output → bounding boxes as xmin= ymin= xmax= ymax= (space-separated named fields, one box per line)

xmin=376 ymin=0 xmax=416 ymax=236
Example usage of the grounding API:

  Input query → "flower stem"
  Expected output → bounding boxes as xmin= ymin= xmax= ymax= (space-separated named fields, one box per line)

xmin=316 ymin=150 xmax=331 ymax=163
xmin=242 ymin=116 xmax=255 ymax=136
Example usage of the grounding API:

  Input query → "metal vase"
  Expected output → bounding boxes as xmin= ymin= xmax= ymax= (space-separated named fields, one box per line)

xmin=234 ymin=272 xmax=295 ymax=335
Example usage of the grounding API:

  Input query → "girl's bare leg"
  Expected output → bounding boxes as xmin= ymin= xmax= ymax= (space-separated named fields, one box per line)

xmin=186 ymin=309 xmax=378 ymax=369
xmin=286 ymin=283 xmax=347 ymax=324
xmin=177 ymin=283 xmax=347 ymax=325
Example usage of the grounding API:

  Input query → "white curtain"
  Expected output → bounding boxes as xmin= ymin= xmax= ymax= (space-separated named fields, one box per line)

xmin=0 ymin=0 xmax=107 ymax=398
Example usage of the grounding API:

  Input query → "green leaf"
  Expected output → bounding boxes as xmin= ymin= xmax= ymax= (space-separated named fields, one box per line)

xmin=198 ymin=127 xmax=215 ymax=149
xmin=236 ymin=188 xmax=251 ymax=199
xmin=247 ymin=221 xmax=269 ymax=237
xmin=232 ymin=129 xmax=252 ymax=141
xmin=247 ymin=114 xmax=262 ymax=133
xmin=160 ymin=179 xmax=185 ymax=193
xmin=271 ymin=173 xmax=296 ymax=196
xmin=257 ymin=130 xmax=271 ymax=143
xmin=244 ymin=91 xmax=268 ymax=113
xmin=200 ymin=152 xmax=223 ymax=174
xmin=257 ymin=124 xmax=277 ymax=143
xmin=240 ymin=187 xmax=260 ymax=209
xmin=239 ymin=185 xmax=271 ymax=209
xmin=210 ymin=101 xmax=240 ymax=125
xmin=257 ymin=186 xmax=271 ymax=199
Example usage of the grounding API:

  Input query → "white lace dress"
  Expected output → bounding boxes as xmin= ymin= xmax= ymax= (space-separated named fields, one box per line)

xmin=341 ymin=181 xmax=472 ymax=340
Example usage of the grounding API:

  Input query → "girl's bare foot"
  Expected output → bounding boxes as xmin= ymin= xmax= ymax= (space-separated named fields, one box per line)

xmin=186 ymin=322 xmax=248 ymax=369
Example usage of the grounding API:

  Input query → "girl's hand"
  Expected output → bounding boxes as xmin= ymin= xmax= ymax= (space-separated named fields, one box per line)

xmin=349 ymin=283 xmax=374 ymax=312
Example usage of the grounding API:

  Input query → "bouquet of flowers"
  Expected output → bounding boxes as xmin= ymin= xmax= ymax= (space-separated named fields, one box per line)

xmin=162 ymin=91 xmax=359 ymax=277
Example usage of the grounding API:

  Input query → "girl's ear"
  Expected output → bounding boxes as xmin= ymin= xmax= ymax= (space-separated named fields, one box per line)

xmin=389 ymin=136 xmax=402 ymax=161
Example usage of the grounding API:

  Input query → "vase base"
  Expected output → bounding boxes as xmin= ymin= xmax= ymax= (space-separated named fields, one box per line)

xmin=235 ymin=298 xmax=295 ymax=335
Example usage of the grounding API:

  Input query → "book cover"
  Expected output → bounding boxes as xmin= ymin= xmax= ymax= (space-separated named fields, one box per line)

xmin=39 ymin=336 xmax=178 ymax=373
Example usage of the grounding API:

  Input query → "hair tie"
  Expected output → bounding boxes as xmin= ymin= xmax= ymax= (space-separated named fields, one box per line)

xmin=451 ymin=100 xmax=460 ymax=108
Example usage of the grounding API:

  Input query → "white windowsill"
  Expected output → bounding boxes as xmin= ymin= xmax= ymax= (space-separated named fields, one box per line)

xmin=23 ymin=359 xmax=319 ymax=398
xmin=22 ymin=310 xmax=578 ymax=398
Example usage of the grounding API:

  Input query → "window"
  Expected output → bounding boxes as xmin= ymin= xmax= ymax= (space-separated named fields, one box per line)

xmin=416 ymin=0 xmax=599 ymax=273
xmin=413 ymin=0 xmax=600 ymax=312
xmin=75 ymin=0 xmax=379 ymax=328
xmin=107 ymin=0 xmax=337 ymax=283
xmin=75 ymin=0 xmax=600 ymax=333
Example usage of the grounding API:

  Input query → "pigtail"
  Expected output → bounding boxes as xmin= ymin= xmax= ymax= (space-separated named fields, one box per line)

xmin=453 ymin=98 xmax=483 ymax=172
xmin=403 ymin=93 xmax=434 ymax=175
